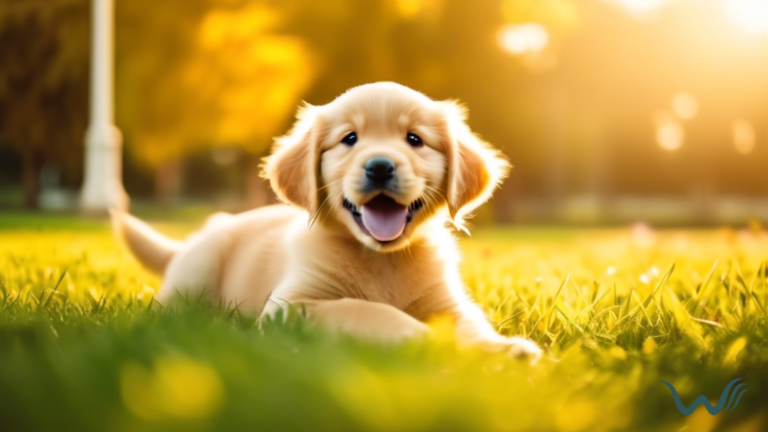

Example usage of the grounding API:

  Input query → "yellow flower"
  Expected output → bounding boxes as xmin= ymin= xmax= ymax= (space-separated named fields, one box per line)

xmin=121 ymin=356 xmax=225 ymax=421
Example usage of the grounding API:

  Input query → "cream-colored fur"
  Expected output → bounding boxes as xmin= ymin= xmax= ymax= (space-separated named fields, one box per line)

xmin=114 ymin=82 xmax=541 ymax=359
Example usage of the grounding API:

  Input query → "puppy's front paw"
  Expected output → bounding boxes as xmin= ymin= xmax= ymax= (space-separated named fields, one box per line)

xmin=476 ymin=337 xmax=542 ymax=364
xmin=504 ymin=337 xmax=542 ymax=361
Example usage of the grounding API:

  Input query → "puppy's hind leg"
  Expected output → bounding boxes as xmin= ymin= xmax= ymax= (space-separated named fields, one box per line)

xmin=155 ymin=228 xmax=232 ymax=307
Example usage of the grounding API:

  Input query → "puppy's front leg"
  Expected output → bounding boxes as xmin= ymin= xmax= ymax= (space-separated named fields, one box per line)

xmin=452 ymin=302 xmax=542 ymax=361
xmin=266 ymin=297 xmax=430 ymax=342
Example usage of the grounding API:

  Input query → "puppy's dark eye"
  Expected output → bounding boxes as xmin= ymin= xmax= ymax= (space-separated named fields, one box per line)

xmin=406 ymin=133 xmax=423 ymax=147
xmin=341 ymin=132 xmax=358 ymax=146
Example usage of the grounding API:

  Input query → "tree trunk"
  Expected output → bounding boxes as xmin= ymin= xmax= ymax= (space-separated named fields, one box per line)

xmin=154 ymin=160 xmax=182 ymax=206
xmin=21 ymin=149 xmax=40 ymax=209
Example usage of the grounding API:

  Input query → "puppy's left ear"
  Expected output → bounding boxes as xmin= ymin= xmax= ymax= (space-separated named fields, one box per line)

xmin=262 ymin=104 xmax=323 ymax=216
xmin=440 ymin=101 xmax=511 ymax=228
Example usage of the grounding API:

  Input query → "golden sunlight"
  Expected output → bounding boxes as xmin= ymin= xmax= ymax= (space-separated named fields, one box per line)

xmin=726 ymin=0 xmax=768 ymax=33
xmin=498 ymin=23 xmax=549 ymax=55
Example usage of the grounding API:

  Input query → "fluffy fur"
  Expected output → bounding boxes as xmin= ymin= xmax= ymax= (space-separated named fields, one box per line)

xmin=114 ymin=82 xmax=541 ymax=359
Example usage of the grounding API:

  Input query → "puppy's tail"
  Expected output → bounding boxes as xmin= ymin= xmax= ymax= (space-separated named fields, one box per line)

xmin=110 ymin=210 xmax=182 ymax=274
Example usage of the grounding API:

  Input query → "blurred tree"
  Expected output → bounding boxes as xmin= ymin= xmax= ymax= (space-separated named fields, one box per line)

xmin=0 ymin=0 xmax=589 ymax=214
xmin=0 ymin=0 xmax=89 ymax=208
xmin=500 ymin=0 xmax=579 ymax=30
xmin=115 ymin=0 xmax=314 ymax=205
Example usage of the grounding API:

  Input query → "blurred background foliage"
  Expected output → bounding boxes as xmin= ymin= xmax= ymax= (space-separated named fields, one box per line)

xmin=2 ymin=0 xmax=768 ymax=223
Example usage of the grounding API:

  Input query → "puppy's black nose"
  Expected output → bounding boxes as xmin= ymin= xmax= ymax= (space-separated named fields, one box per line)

xmin=365 ymin=157 xmax=395 ymax=182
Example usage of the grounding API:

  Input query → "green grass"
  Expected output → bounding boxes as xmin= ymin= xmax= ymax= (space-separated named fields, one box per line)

xmin=0 ymin=213 xmax=767 ymax=432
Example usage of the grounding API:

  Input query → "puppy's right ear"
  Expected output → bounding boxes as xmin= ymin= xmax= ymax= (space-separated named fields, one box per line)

xmin=262 ymin=104 xmax=322 ymax=214
xmin=439 ymin=101 xmax=511 ymax=231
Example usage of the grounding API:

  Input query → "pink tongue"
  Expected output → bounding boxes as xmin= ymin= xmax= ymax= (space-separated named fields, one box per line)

xmin=361 ymin=196 xmax=408 ymax=241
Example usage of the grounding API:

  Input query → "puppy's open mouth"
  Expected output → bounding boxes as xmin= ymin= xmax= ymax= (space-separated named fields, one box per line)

xmin=343 ymin=195 xmax=424 ymax=242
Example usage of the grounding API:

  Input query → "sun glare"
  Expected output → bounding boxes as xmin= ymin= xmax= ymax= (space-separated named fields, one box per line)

xmin=726 ymin=0 xmax=768 ymax=33
xmin=498 ymin=23 xmax=549 ymax=56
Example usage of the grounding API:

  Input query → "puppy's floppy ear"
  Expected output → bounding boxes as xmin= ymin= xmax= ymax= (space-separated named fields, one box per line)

xmin=440 ymin=101 xmax=511 ymax=228
xmin=262 ymin=103 xmax=322 ymax=215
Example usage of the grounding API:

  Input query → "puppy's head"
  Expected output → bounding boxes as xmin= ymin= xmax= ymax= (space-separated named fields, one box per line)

xmin=263 ymin=82 xmax=509 ymax=251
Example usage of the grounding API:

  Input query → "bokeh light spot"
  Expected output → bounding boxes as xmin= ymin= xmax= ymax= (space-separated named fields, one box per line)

xmin=732 ymin=119 xmax=756 ymax=154
xmin=656 ymin=121 xmax=684 ymax=151
xmin=121 ymin=357 xmax=225 ymax=421
xmin=498 ymin=23 xmax=549 ymax=55
xmin=396 ymin=0 xmax=423 ymax=18
xmin=672 ymin=93 xmax=698 ymax=120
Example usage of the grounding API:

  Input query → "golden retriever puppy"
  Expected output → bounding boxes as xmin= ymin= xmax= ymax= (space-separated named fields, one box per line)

xmin=114 ymin=82 xmax=541 ymax=359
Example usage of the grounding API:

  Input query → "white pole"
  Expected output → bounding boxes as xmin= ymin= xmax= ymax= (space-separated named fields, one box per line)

xmin=80 ymin=0 xmax=128 ymax=214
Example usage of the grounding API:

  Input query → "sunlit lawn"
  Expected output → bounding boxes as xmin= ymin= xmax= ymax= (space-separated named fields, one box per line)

xmin=0 ymin=212 xmax=767 ymax=432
